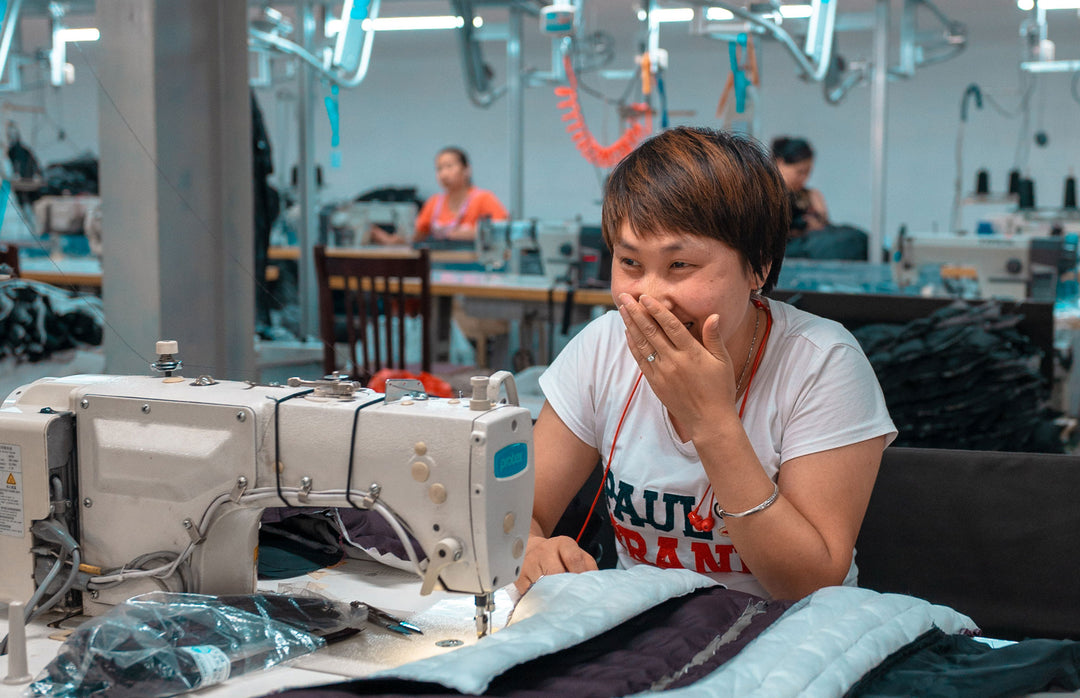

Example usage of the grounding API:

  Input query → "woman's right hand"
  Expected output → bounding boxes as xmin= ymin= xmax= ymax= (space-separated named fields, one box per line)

xmin=369 ymin=225 xmax=406 ymax=245
xmin=514 ymin=534 xmax=598 ymax=595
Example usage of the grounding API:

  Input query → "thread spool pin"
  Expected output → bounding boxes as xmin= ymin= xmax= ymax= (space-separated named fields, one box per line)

xmin=4 ymin=601 xmax=33 ymax=685
xmin=1008 ymin=169 xmax=1022 ymax=196
xmin=1018 ymin=178 xmax=1036 ymax=210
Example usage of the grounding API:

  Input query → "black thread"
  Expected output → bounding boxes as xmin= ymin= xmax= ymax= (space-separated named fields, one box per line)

xmin=345 ymin=396 xmax=386 ymax=510
xmin=271 ymin=389 xmax=315 ymax=506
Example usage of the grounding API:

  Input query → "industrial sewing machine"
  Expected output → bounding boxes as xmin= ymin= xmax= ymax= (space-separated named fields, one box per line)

xmin=476 ymin=218 xmax=584 ymax=284
xmin=894 ymin=229 xmax=1077 ymax=301
xmin=324 ymin=200 xmax=420 ymax=246
xmin=0 ymin=343 xmax=534 ymax=638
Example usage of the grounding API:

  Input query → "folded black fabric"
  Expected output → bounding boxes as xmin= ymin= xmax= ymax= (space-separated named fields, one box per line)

xmin=259 ymin=508 xmax=420 ymax=573
xmin=846 ymin=628 xmax=1080 ymax=698
xmin=851 ymin=300 xmax=1061 ymax=452
xmin=0 ymin=278 xmax=103 ymax=362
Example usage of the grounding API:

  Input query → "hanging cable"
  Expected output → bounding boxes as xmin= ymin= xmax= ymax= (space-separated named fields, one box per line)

xmin=0 ymin=519 xmax=81 ymax=656
xmin=656 ymin=69 xmax=669 ymax=130
xmin=576 ymin=373 xmax=644 ymax=543
xmin=716 ymin=34 xmax=759 ymax=120
xmin=951 ymin=83 xmax=983 ymax=232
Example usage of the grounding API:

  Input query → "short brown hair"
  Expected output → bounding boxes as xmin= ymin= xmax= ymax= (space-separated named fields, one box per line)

xmin=601 ymin=126 xmax=789 ymax=293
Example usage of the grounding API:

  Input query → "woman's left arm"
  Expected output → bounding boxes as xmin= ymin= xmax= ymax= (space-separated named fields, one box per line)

xmin=806 ymin=188 xmax=830 ymax=229
xmin=694 ymin=428 xmax=884 ymax=600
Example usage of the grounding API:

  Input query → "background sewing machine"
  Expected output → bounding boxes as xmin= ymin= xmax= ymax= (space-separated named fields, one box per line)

xmin=894 ymin=229 xmax=1078 ymax=302
xmin=476 ymin=219 xmax=584 ymax=284
xmin=322 ymin=200 xmax=420 ymax=246
xmin=0 ymin=345 xmax=533 ymax=639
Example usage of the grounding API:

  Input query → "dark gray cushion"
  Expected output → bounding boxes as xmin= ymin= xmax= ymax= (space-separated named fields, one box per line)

xmin=856 ymin=446 xmax=1080 ymax=640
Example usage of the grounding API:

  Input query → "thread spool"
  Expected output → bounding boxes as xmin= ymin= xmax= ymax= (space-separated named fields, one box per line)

xmin=1008 ymin=169 xmax=1022 ymax=196
xmin=1018 ymin=178 xmax=1036 ymax=210
xmin=975 ymin=169 xmax=990 ymax=195
xmin=1065 ymin=174 xmax=1077 ymax=209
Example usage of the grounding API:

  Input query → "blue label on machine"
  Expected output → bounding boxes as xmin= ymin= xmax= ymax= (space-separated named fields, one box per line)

xmin=493 ymin=442 xmax=528 ymax=479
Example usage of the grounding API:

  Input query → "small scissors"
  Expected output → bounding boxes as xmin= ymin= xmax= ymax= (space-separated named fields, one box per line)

xmin=359 ymin=603 xmax=423 ymax=636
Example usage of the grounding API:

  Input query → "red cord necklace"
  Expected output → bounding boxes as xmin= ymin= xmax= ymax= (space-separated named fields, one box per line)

xmin=576 ymin=298 xmax=773 ymax=542
xmin=687 ymin=298 xmax=772 ymax=531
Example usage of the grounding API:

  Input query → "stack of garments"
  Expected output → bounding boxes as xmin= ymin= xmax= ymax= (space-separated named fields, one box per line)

xmin=0 ymin=278 xmax=103 ymax=363
xmin=850 ymin=300 xmax=1062 ymax=453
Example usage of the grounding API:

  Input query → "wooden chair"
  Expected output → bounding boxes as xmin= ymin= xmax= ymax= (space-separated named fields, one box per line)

xmin=0 ymin=243 xmax=18 ymax=278
xmin=314 ymin=245 xmax=433 ymax=384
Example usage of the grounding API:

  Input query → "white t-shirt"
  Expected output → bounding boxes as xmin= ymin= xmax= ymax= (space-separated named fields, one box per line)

xmin=539 ymin=300 xmax=897 ymax=598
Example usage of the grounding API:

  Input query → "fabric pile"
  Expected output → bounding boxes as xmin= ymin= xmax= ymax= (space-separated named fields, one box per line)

xmin=258 ymin=508 xmax=421 ymax=580
xmin=850 ymin=300 xmax=1060 ymax=452
xmin=784 ymin=223 xmax=869 ymax=261
xmin=41 ymin=153 xmax=99 ymax=197
xmin=0 ymin=278 xmax=103 ymax=363
xmin=268 ymin=567 xmax=1080 ymax=698
xmin=29 ymin=592 xmax=366 ymax=698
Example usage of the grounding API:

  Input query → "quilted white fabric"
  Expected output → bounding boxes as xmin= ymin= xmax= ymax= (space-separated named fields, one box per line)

xmin=371 ymin=566 xmax=717 ymax=694
xmin=373 ymin=569 xmax=977 ymax=697
xmin=645 ymin=585 xmax=978 ymax=698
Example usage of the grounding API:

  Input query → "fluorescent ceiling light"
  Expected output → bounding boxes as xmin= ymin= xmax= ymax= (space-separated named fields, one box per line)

xmin=705 ymin=8 xmax=735 ymax=20
xmin=362 ymin=15 xmax=467 ymax=31
xmin=641 ymin=4 xmax=810 ymax=23
xmin=648 ymin=8 xmax=695 ymax=22
xmin=55 ymin=27 xmax=99 ymax=42
xmin=326 ymin=15 xmax=481 ymax=34
xmin=1017 ymin=0 xmax=1080 ymax=8
xmin=778 ymin=4 xmax=814 ymax=18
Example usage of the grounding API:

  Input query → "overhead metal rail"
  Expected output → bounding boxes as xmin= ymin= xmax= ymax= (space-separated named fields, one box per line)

xmin=689 ymin=0 xmax=965 ymax=104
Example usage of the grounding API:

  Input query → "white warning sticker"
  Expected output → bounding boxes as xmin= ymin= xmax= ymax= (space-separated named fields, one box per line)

xmin=0 ymin=443 xmax=24 ymax=538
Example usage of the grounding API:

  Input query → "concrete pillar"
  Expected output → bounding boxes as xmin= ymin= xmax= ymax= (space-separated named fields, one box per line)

xmin=98 ymin=0 xmax=255 ymax=379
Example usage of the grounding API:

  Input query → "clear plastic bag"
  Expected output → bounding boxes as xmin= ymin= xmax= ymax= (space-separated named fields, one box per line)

xmin=28 ymin=592 xmax=368 ymax=698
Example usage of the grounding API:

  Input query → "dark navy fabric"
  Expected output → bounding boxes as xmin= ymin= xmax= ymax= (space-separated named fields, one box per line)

xmin=846 ymin=627 xmax=1080 ymax=697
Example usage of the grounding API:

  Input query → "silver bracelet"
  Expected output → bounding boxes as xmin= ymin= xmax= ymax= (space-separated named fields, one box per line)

xmin=713 ymin=481 xmax=780 ymax=519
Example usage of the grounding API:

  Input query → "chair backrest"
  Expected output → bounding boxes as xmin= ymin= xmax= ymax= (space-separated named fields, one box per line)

xmin=313 ymin=245 xmax=432 ymax=383
xmin=0 ymin=243 xmax=19 ymax=278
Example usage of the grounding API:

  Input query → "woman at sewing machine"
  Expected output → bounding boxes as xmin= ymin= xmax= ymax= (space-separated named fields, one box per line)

xmin=386 ymin=146 xmax=507 ymax=245
xmin=516 ymin=127 xmax=896 ymax=601
xmin=772 ymin=136 xmax=829 ymax=239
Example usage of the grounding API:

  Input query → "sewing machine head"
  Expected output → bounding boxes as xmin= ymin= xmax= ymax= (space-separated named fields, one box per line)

xmin=894 ymin=230 xmax=1075 ymax=301
xmin=0 ymin=364 xmax=534 ymax=629
xmin=474 ymin=219 xmax=584 ymax=283
xmin=534 ymin=220 xmax=583 ymax=284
